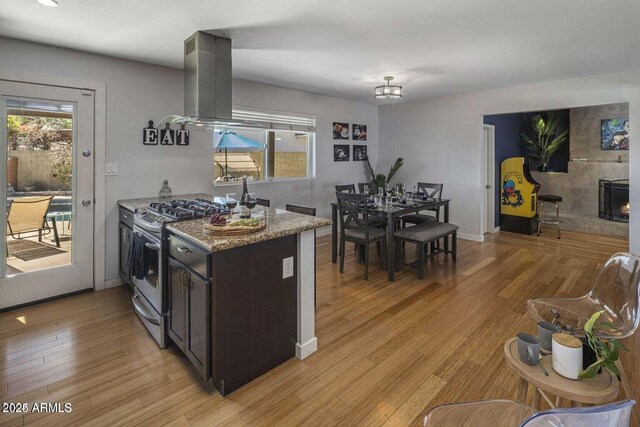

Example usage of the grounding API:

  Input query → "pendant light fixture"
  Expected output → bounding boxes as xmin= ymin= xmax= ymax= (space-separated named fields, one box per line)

xmin=374 ymin=76 xmax=402 ymax=99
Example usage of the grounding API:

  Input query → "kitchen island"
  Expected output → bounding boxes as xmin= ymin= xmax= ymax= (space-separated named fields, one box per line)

xmin=165 ymin=206 xmax=329 ymax=395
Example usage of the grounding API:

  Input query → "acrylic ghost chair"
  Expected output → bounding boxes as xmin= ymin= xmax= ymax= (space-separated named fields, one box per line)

xmin=423 ymin=399 xmax=635 ymax=427
xmin=526 ymin=252 xmax=640 ymax=424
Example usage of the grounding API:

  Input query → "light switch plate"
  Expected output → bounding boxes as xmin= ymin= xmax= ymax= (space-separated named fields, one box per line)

xmin=283 ymin=256 xmax=294 ymax=279
xmin=105 ymin=163 xmax=118 ymax=176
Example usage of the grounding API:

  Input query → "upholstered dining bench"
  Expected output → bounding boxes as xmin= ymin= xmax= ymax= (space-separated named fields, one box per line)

xmin=394 ymin=221 xmax=459 ymax=279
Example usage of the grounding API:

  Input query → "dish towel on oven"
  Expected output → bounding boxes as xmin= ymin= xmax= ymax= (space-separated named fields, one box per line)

xmin=128 ymin=233 xmax=149 ymax=280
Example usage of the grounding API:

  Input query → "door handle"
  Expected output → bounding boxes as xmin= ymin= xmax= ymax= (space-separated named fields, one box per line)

xmin=176 ymin=246 xmax=192 ymax=254
xmin=486 ymin=185 xmax=492 ymax=189
xmin=82 ymin=199 xmax=91 ymax=206
xmin=132 ymin=294 xmax=160 ymax=325
xmin=82 ymin=150 xmax=91 ymax=157
xmin=145 ymin=242 xmax=160 ymax=251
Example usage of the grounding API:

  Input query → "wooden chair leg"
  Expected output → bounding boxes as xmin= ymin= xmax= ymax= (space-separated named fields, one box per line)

xmin=452 ymin=231 xmax=457 ymax=262
xmin=532 ymin=388 xmax=541 ymax=410
xmin=395 ymin=238 xmax=401 ymax=272
xmin=364 ymin=241 xmax=369 ymax=281
xmin=376 ymin=241 xmax=381 ymax=256
xmin=339 ymin=238 xmax=346 ymax=274
xmin=417 ymin=242 xmax=425 ymax=279
xmin=517 ymin=378 xmax=528 ymax=403
xmin=381 ymin=238 xmax=387 ymax=271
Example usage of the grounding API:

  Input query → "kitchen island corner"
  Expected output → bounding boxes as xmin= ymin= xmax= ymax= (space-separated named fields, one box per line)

xmin=165 ymin=207 xmax=330 ymax=395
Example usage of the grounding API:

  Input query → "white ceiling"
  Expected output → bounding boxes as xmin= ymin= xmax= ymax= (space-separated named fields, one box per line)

xmin=2 ymin=0 xmax=640 ymax=104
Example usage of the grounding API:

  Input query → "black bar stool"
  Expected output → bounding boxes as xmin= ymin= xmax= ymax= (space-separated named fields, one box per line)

xmin=537 ymin=195 xmax=562 ymax=239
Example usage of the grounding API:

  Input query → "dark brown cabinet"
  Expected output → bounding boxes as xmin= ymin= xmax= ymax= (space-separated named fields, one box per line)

xmin=167 ymin=259 xmax=187 ymax=351
xmin=187 ymin=272 xmax=209 ymax=375
xmin=211 ymin=235 xmax=297 ymax=396
xmin=165 ymin=231 xmax=297 ymax=396
xmin=167 ymin=257 xmax=210 ymax=380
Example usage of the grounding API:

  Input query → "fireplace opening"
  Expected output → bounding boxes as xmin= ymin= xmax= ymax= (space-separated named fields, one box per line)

xmin=599 ymin=179 xmax=629 ymax=222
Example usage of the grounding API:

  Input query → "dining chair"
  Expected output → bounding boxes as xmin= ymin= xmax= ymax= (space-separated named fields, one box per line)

xmin=6 ymin=196 xmax=58 ymax=251
xmin=339 ymin=184 xmax=385 ymax=255
xmin=336 ymin=192 xmax=386 ymax=280
xmin=357 ymin=182 xmax=371 ymax=194
xmin=527 ymin=252 xmax=640 ymax=421
xmin=256 ymin=198 xmax=270 ymax=207
xmin=424 ymin=399 xmax=635 ymax=427
xmin=285 ymin=204 xmax=316 ymax=216
xmin=401 ymin=182 xmax=443 ymax=227
xmin=335 ymin=184 xmax=356 ymax=193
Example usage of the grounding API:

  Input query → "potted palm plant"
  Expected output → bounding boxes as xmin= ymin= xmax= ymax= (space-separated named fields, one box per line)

xmin=363 ymin=157 xmax=403 ymax=193
xmin=520 ymin=112 xmax=569 ymax=172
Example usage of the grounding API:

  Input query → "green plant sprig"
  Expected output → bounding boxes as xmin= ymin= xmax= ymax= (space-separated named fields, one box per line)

xmin=363 ymin=157 xmax=403 ymax=192
xmin=579 ymin=310 xmax=629 ymax=379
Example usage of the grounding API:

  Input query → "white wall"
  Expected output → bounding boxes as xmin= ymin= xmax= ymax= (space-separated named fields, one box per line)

xmin=379 ymin=71 xmax=640 ymax=252
xmin=0 ymin=37 xmax=378 ymax=282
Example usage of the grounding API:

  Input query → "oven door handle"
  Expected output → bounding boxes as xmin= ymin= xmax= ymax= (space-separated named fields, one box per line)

xmin=132 ymin=294 xmax=161 ymax=325
xmin=144 ymin=242 xmax=160 ymax=251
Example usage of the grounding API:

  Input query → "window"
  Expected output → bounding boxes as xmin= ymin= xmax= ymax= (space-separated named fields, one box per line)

xmin=214 ymin=128 xmax=265 ymax=181
xmin=269 ymin=131 xmax=309 ymax=179
xmin=213 ymin=109 xmax=315 ymax=183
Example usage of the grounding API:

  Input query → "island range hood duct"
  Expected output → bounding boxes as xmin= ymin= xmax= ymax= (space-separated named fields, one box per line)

xmin=160 ymin=31 xmax=232 ymax=126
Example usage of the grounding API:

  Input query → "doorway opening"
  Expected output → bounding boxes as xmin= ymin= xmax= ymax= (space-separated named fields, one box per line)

xmin=483 ymin=102 xmax=629 ymax=240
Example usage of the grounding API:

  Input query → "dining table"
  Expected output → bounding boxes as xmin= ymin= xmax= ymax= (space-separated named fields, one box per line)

xmin=330 ymin=197 xmax=451 ymax=281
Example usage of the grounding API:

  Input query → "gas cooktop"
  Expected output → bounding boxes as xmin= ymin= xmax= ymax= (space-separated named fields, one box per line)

xmin=148 ymin=198 xmax=230 ymax=219
xmin=135 ymin=198 xmax=231 ymax=232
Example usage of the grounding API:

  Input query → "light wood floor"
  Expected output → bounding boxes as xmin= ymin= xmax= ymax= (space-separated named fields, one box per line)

xmin=0 ymin=230 xmax=636 ymax=426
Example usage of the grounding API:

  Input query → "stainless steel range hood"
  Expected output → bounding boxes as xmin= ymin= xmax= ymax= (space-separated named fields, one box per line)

xmin=160 ymin=31 xmax=232 ymax=126
xmin=185 ymin=31 xmax=231 ymax=122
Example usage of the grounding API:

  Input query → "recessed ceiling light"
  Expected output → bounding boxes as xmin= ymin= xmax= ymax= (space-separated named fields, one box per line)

xmin=36 ymin=0 xmax=59 ymax=7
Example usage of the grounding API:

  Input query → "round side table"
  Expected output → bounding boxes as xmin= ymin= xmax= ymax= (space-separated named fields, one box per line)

xmin=504 ymin=337 xmax=619 ymax=409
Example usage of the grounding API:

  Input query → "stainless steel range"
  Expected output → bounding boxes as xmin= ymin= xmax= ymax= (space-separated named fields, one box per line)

xmin=130 ymin=198 xmax=229 ymax=348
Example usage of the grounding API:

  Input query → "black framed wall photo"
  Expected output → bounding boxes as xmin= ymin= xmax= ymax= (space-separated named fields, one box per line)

xmin=352 ymin=124 xmax=367 ymax=141
xmin=334 ymin=144 xmax=350 ymax=161
xmin=333 ymin=122 xmax=350 ymax=140
xmin=353 ymin=145 xmax=367 ymax=161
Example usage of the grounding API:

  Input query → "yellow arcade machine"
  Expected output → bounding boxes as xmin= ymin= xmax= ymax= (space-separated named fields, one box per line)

xmin=500 ymin=157 xmax=540 ymax=234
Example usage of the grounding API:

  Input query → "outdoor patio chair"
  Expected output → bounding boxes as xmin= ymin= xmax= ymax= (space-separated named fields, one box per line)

xmin=6 ymin=196 xmax=58 ymax=250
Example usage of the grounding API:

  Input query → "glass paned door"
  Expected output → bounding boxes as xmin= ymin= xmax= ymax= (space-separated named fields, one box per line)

xmin=0 ymin=80 xmax=94 ymax=309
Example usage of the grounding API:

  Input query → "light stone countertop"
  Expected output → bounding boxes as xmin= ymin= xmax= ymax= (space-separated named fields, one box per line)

xmin=166 ymin=208 xmax=331 ymax=253
xmin=117 ymin=193 xmax=212 ymax=212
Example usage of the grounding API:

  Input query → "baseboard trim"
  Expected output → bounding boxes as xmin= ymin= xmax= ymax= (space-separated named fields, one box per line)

xmin=0 ymin=288 xmax=93 ymax=313
xmin=458 ymin=232 xmax=484 ymax=242
xmin=105 ymin=278 xmax=124 ymax=289
xmin=296 ymin=337 xmax=318 ymax=359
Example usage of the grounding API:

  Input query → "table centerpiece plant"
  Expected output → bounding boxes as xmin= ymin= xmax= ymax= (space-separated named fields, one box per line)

xmin=579 ymin=310 xmax=628 ymax=379
xmin=363 ymin=157 xmax=403 ymax=194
